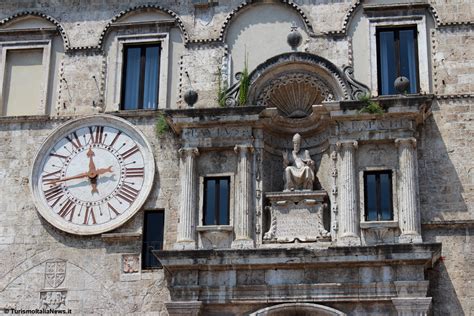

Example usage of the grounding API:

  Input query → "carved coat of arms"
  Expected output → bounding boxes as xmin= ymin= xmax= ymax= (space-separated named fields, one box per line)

xmin=45 ymin=260 xmax=66 ymax=288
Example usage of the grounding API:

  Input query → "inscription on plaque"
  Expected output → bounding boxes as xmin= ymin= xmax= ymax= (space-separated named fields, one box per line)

xmin=264 ymin=191 xmax=330 ymax=243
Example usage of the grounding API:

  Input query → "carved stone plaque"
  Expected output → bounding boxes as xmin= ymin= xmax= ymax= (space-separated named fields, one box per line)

xmin=264 ymin=191 xmax=330 ymax=243
xmin=45 ymin=260 xmax=66 ymax=288
xmin=40 ymin=290 xmax=67 ymax=310
xmin=122 ymin=254 xmax=140 ymax=274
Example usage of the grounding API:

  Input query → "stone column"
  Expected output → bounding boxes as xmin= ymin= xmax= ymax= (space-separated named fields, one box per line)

xmin=392 ymin=298 xmax=432 ymax=316
xmin=395 ymin=138 xmax=422 ymax=243
xmin=175 ymin=147 xmax=199 ymax=250
xmin=232 ymin=144 xmax=254 ymax=248
xmin=336 ymin=140 xmax=360 ymax=246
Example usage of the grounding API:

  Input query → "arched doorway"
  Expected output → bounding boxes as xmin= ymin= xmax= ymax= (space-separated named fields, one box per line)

xmin=249 ymin=303 xmax=346 ymax=316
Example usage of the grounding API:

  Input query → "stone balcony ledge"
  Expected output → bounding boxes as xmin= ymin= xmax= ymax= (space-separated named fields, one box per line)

xmin=154 ymin=242 xmax=441 ymax=271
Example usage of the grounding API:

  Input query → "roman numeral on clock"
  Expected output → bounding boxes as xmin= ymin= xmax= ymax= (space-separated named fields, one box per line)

xmin=116 ymin=184 xmax=139 ymax=204
xmin=107 ymin=203 xmax=120 ymax=218
xmin=44 ymin=185 xmax=64 ymax=206
xmin=58 ymin=199 xmax=76 ymax=222
xmin=125 ymin=167 xmax=144 ymax=178
xmin=121 ymin=145 xmax=139 ymax=160
xmin=42 ymin=170 xmax=61 ymax=184
xmin=83 ymin=206 xmax=97 ymax=225
xmin=89 ymin=126 xmax=105 ymax=145
xmin=66 ymin=132 xmax=82 ymax=149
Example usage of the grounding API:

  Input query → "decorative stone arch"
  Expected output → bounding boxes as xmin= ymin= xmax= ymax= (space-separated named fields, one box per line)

xmin=249 ymin=303 xmax=346 ymax=316
xmin=0 ymin=11 xmax=69 ymax=49
xmin=330 ymin=0 xmax=442 ymax=36
xmin=97 ymin=4 xmax=189 ymax=50
xmin=218 ymin=0 xmax=314 ymax=42
xmin=246 ymin=52 xmax=368 ymax=117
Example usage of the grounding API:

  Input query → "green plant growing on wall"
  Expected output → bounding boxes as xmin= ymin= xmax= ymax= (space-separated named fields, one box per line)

xmin=238 ymin=53 xmax=250 ymax=106
xmin=156 ymin=112 xmax=169 ymax=136
xmin=358 ymin=93 xmax=384 ymax=115
xmin=217 ymin=66 xmax=227 ymax=107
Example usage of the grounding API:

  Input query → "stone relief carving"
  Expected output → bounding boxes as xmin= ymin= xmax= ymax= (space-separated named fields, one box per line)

xmin=122 ymin=254 xmax=140 ymax=274
xmin=40 ymin=290 xmax=67 ymax=310
xmin=256 ymin=72 xmax=335 ymax=118
xmin=263 ymin=192 xmax=330 ymax=242
xmin=44 ymin=260 xmax=66 ymax=289
xmin=283 ymin=133 xmax=316 ymax=191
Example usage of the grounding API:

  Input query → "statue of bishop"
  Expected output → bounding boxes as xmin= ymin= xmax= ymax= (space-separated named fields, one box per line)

xmin=283 ymin=133 xmax=315 ymax=191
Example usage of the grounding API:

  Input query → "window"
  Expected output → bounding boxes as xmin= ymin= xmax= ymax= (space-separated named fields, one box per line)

xmin=121 ymin=44 xmax=161 ymax=110
xmin=142 ymin=210 xmax=164 ymax=269
xmin=376 ymin=26 xmax=419 ymax=95
xmin=364 ymin=171 xmax=393 ymax=221
xmin=0 ymin=41 xmax=54 ymax=116
xmin=203 ymin=177 xmax=230 ymax=226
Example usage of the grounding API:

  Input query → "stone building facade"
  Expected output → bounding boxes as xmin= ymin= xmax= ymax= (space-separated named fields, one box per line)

xmin=0 ymin=0 xmax=472 ymax=315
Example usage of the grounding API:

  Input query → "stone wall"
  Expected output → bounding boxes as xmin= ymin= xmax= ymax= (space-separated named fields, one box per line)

xmin=0 ymin=0 xmax=473 ymax=315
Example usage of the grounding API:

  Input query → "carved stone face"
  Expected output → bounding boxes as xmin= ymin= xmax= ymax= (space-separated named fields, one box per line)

xmin=293 ymin=136 xmax=301 ymax=152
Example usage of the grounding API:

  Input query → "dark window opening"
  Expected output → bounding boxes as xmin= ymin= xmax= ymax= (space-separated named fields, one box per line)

xmin=377 ymin=26 xmax=419 ymax=95
xmin=142 ymin=210 xmax=164 ymax=269
xmin=364 ymin=170 xmax=393 ymax=221
xmin=203 ymin=177 xmax=230 ymax=225
xmin=121 ymin=44 xmax=160 ymax=110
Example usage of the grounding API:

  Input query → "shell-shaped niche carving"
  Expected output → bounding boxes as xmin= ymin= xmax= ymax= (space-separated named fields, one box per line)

xmin=256 ymin=72 xmax=334 ymax=118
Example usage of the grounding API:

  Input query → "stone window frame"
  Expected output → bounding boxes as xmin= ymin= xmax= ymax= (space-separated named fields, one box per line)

xmin=368 ymin=15 xmax=430 ymax=96
xmin=105 ymin=33 xmax=169 ymax=112
xmin=0 ymin=39 xmax=52 ymax=116
xmin=197 ymin=172 xmax=235 ymax=231
xmin=359 ymin=166 xmax=399 ymax=229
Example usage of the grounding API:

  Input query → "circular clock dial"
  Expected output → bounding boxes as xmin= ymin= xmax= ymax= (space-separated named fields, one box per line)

xmin=30 ymin=115 xmax=155 ymax=235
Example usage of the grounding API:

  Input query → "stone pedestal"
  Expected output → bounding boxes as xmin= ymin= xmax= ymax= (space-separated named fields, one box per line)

xmin=263 ymin=191 xmax=330 ymax=243
xmin=232 ymin=144 xmax=254 ymax=248
xmin=395 ymin=138 xmax=422 ymax=243
xmin=175 ymin=147 xmax=199 ymax=250
xmin=336 ymin=140 xmax=360 ymax=246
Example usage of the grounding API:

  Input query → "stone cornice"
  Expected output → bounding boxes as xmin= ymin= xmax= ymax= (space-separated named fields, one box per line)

xmin=155 ymin=242 xmax=441 ymax=270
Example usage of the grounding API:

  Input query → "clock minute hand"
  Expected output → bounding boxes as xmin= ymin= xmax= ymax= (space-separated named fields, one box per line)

xmin=46 ymin=172 xmax=89 ymax=185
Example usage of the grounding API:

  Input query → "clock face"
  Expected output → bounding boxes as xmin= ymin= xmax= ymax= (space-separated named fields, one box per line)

xmin=31 ymin=115 xmax=155 ymax=235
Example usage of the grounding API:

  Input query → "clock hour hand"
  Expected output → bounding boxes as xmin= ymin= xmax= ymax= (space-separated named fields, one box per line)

xmin=87 ymin=147 xmax=97 ymax=174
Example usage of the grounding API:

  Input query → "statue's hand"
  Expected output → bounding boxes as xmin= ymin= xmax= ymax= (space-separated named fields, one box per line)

xmin=282 ymin=151 xmax=289 ymax=167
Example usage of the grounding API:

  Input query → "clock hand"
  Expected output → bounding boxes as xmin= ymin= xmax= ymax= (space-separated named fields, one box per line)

xmin=87 ymin=147 xmax=97 ymax=175
xmin=96 ymin=166 xmax=113 ymax=175
xmin=89 ymin=166 xmax=113 ymax=195
xmin=46 ymin=172 xmax=89 ymax=185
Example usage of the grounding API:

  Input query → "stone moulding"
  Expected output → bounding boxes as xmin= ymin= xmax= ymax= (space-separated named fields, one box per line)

xmin=154 ymin=243 xmax=441 ymax=305
xmin=0 ymin=11 xmax=69 ymax=49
